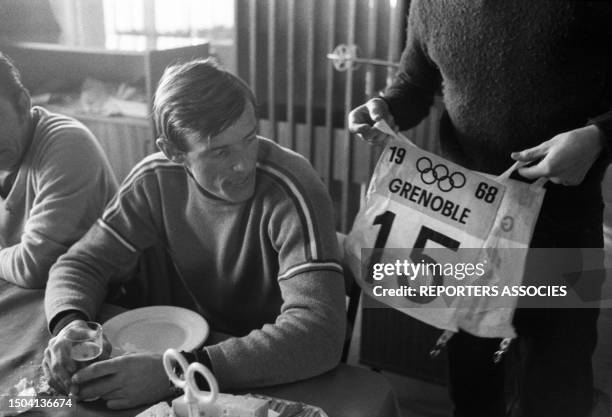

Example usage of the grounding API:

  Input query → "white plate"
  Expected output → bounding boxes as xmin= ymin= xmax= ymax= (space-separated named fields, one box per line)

xmin=104 ymin=306 xmax=208 ymax=355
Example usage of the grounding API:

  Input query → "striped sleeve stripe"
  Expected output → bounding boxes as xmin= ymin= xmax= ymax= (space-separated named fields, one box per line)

xmin=278 ymin=261 xmax=343 ymax=281
xmin=121 ymin=153 xmax=176 ymax=186
xmin=257 ymin=162 xmax=320 ymax=260
xmin=103 ymin=157 xmax=178 ymax=220
xmin=97 ymin=219 xmax=138 ymax=253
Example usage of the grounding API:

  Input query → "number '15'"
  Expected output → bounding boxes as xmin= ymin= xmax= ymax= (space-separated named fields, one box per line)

xmin=366 ymin=210 xmax=460 ymax=303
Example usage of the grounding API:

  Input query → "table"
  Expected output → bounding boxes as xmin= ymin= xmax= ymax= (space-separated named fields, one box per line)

xmin=0 ymin=280 xmax=399 ymax=417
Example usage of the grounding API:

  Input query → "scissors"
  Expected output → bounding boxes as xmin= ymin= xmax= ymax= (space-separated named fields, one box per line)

xmin=163 ymin=348 xmax=219 ymax=417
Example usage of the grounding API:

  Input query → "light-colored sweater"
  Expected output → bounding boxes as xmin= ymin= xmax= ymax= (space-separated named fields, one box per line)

xmin=0 ymin=107 xmax=117 ymax=288
xmin=45 ymin=137 xmax=346 ymax=389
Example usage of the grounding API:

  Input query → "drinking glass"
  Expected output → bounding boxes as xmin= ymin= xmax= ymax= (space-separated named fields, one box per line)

xmin=65 ymin=322 xmax=103 ymax=370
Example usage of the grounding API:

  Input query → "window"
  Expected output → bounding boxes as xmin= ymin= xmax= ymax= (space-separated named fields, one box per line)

xmin=103 ymin=0 xmax=234 ymax=50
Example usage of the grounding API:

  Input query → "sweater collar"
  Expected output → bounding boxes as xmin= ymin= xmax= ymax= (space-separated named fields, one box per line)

xmin=183 ymin=166 xmax=255 ymax=207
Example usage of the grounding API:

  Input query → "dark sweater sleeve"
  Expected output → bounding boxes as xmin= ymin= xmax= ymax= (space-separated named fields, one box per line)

xmin=589 ymin=110 xmax=612 ymax=154
xmin=381 ymin=0 xmax=442 ymax=131
xmin=585 ymin=2 xmax=612 ymax=155
xmin=50 ymin=310 xmax=88 ymax=336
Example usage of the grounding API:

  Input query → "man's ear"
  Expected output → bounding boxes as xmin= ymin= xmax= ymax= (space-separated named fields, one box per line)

xmin=156 ymin=137 xmax=186 ymax=164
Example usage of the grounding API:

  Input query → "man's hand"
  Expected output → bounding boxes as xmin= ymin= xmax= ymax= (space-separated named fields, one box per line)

xmin=71 ymin=353 xmax=172 ymax=409
xmin=511 ymin=125 xmax=605 ymax=186
xmin=42 ymin=320 xmax=111 ymax=395
xmin=348 ymin=98 xmax=397 ymax=145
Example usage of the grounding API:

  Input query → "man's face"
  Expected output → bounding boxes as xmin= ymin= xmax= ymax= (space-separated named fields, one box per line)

xmin=181 ymin=103 xmax=259 ymax=203
xmin=0 ymin=93 xmax=29 ymax=171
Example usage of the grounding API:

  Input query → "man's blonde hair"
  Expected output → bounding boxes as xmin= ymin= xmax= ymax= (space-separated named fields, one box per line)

xmin=154 ymin=58 xmax=256 ymax=151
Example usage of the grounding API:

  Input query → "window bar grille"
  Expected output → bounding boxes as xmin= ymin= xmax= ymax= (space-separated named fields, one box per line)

xmin=143 ymin=0 xmax=156 ymax=49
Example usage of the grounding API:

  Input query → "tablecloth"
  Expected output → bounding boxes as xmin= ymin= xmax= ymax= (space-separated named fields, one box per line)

xmin=0 ymin=280 xmax=399 ymax=417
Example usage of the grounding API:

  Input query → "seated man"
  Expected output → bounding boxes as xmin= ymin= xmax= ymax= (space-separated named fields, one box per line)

xmin=43 ymin=59 xmax=346 ymax=409
xmin=0 ymin=52 xmax=117 ymax=287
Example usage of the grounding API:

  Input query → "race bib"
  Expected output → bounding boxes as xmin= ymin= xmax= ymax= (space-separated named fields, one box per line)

xmin=345 ymin=124 xmax=546 ymax=337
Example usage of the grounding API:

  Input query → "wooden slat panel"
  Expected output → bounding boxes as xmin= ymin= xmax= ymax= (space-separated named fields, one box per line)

xmin=386 ymin=0 xmax=405 ymax=86
xmin=333 ymin=127 xmax=348 ymax=183
xmin=78 ymin=117 xmax=154 ymax=182
xmin=313 ymin=125 xmax=329 ymax=176
xmin=365 ymin=0 xmax=380 ymax=179
xmin=323 ymin=0 xmax=337 ymax=187
xmin=364 ymin=0 xmax=378 ymax=97
xmin=286 ymin=0 xmax=296 ymax=148
xmin=276 ymin=121 xmax=291 ymax=149
xmin=340 ymin=0 xmax=357 ymax=232
xmin=267 ymin=0 xmax=277 ymax=140
xmin=248 ymin=0 xmax=257 ymax=91
xmin=352 ymin=139 xmax=375 ymax=184
xmin=304 ymin=0 xmax=315 ymax=161
xmin=296 ymin=123 xmax=310 ymax=159
xmin=258 ymin=119 xmax=273 ymax=140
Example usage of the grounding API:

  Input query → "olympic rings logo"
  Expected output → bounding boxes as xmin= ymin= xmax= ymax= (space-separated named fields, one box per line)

xmin=416 ymin=157 xmax=466 ymax=192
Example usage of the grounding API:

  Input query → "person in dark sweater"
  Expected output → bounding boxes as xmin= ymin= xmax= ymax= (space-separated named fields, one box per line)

xmin=349 ymin=1 xmax=611 ymax=417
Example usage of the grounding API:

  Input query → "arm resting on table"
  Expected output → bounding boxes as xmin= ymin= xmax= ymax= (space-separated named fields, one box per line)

xmin=203 ymin=269 xmax=346 ymax=390
xmin=0 ymin=129 xmax=116 ymax=288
